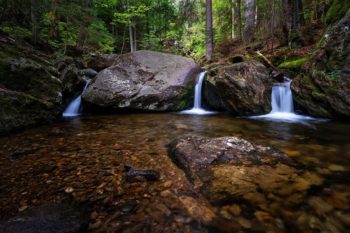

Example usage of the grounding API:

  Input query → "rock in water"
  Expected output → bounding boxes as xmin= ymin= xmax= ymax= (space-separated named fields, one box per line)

xmin=168 ymin=135 xmax=323 ymax=206
xmin=0 ymin=203 xmax=88 ymax=233
xmin=205 ymin=61 xmax=272 ymax=116
xmin=291 ymin=9 xmax=350 ymax=118
xmin=82 ymin=50 xmax=201 ymax=112
xmin=124 ymin=165 xmax=160 ymax=182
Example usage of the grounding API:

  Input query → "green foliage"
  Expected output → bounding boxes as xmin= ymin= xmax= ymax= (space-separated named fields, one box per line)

xmin=278 ymin=57 xmax=310 ymax=69
xmin=0 ymin=23 xmax=32 ymax=40
xmin=325 ymin=0 xmax=350 ymax=24
xmin=86 ymin=20 xmax=114 ymax=53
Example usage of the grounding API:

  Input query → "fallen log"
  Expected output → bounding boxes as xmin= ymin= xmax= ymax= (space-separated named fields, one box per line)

xmin=256 ymin=51 xmax=284 ymax=82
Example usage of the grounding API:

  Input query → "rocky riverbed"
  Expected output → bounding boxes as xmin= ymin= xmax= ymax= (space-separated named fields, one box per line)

xmin=0 ymin=113 xmax=349 ymax=233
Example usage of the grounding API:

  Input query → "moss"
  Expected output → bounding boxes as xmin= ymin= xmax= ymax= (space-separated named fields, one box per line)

xmin=278 ymin=57 xmax=310 ymax=70
xmin=325 ymin=0 xmax=350 ymax=24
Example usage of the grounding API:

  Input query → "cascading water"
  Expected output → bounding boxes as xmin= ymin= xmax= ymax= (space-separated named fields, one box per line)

xmin=271 ymin=80 xmax=294 ymax=113
xmin=252 ymin=78 xmax=314 ymax=122
xmin=181 ymin=71 xmax=215 ymax=115
xmin=63 ymin=79 xmax=91 ymax=117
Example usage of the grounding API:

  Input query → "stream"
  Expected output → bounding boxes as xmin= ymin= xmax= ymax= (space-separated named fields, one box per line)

xmin=0 ymin=113 xmax=349 ymax=232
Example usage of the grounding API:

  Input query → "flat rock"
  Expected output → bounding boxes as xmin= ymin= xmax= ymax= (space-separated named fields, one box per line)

xmin=168 ymin=135 xmax=323 ymax=206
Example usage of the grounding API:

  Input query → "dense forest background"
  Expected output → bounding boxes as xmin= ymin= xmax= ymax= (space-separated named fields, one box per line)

xmin=0 ymin=0 xmax=349 ymax=62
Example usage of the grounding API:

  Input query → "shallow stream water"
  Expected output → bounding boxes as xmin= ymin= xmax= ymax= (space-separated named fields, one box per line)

xmin=0 ymin=113 xmax=349 ymax=232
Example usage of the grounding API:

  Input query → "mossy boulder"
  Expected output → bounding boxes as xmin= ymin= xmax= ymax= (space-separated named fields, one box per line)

xmin=0 ymin=88 xmax=59 ymax=134
xmin=291 ymin=9 xmax=350 ymax=118
xmin=0 ymin=41 xmax=63 ymax=133
xmin=205 ymin=61 xmax=272 ymax=116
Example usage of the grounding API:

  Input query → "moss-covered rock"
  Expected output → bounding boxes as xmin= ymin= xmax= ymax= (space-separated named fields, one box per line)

xmin=278 ymin=57 xmax=310 ymax=70
xmin=0 ymin=41 xmax=64 ymax=133
xmin=291 ymin=9 xmax=350 ymax=118
xmin=0 ymin=88 xmax=59 ymax=134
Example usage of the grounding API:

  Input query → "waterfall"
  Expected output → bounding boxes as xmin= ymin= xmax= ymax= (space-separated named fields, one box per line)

xmin=271 ymin=80 xmax=294 ymax=113
xmin=63 ymin=79 xmax=91 ymax=117
xmin=252 ymin=78 xmax=315 ymax=122
xmin=181 ymin=71 xmax=215 ymax=115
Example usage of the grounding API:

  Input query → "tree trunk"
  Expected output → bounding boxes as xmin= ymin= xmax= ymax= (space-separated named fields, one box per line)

xmin=236 ymin=0 xmax=242 ymax=41
xmin=230 ymin=0 xmax=234 ymax=40
xmin=50 ymin=0 xmax=60 ymax=39
xmin=244 ymin=0 xmax=256 ymax=44
xmin=30 ymin=0 xmax=37 ymax=44
xmin=133 ymin=26 xmax=137 ymax=51
xmin=283 ymin=0 xmax=304 ymax=47
xmin=129 ymin=25 xmax=134 ymax=52
xmin=206 ymin=0 xmax=213 ymax=62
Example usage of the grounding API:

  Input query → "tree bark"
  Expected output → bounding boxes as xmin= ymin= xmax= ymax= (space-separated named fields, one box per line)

xmin=283 ymin=0 xmax=304 ymax=46
xmin=129 ymin=25 xmax=134 ymax=52
xmin=206 ymin=0 xmax=213 ymax=62
xmin=30 ymin=0 xmax=37 ymax=44
xmin=236 ymin=0 xmax=242 ymax=41
xmin=244 ymin=0 xmax=256 ymax=44
xmin=230 ymin=0 xmax=234 ymax=40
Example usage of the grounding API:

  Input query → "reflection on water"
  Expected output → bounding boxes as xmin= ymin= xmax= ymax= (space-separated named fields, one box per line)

xmin=0 ymin=113 xmax=349 ymax=232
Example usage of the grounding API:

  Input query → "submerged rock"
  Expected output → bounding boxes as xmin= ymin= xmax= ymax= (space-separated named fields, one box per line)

xmin=205 ymin=61 xmax=272 ymax=116
xmin=291 ymin=9 xmax=350 ymax=118
xmin=0 ymin=203 xmax=88 ymax=233
xmin=168 ymin=135 xmax=323 ymax=207
xmin=82 ymin=50 xmax=201 ymax=111
xmin=124 ymin=165 xmax=160 ymax=182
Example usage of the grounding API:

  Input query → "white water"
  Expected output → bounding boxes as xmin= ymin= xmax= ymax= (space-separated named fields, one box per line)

xmin=252 ymin=79 xmax=316 ymax=122
xmin=63 ymin=79 xmax=91 ymax=117
xmin=181 ymin=71 xmax=216 ymax=115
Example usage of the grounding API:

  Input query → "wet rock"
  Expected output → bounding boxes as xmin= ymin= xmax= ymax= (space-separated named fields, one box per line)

xmin=82 ymin=50 xmax=201 ymax=112
xmin=0 ymin=203 xmax=88 ymax=233
xmin=291 ymin=9 xmax=350 ymax=118
xmin=168 ymin=135 xmax=295 ymax=183
xmin=205 ymin=61 xmax=272 ymax=116
xmin=124 ymin=165 xmax=160 ymax=182
xmin=59 ymin=63 xmax=84 ymax=103
xmin=168 ymin=135 xmax=323 ymax=207
xmin=202 ymin=78 xmax=226 ymax=111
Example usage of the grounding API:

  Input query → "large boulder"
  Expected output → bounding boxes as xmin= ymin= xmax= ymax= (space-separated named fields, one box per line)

xmin=0 ymin=42 xmax=63 ymax=134
xmin=168 ymin=135 xmax=327 ymax=232
xmin=205 ymin=61 xmax=272 ymax=116
xmin=291 ymin=9 xmax=350 ymax=118
xmin=82 ymin=50 xmax=201 ymax=111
